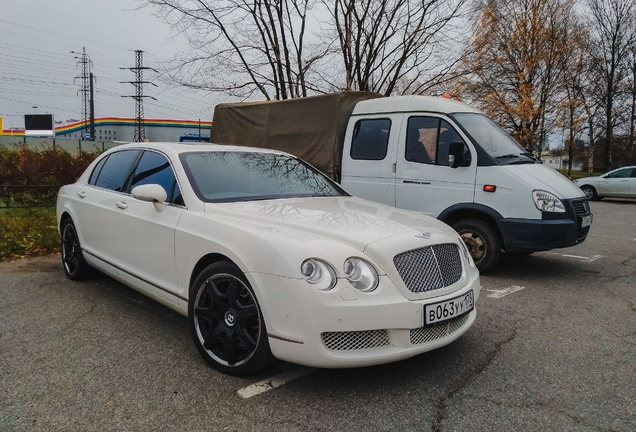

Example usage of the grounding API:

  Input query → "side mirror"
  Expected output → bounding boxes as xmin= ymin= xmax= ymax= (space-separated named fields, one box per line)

xmin=448 ymin=141 xmax=465 ymax=169
xmin=132 ymin=184 xmax=167 ymax=203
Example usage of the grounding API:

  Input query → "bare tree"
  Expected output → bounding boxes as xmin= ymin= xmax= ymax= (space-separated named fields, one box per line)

xmin=586 ymin=0 xmax=635 ymax=171
xmin=143 ymin=0 xmax=329 ymax=100
xmin=327 ymin=0 xmax=472 ymax=96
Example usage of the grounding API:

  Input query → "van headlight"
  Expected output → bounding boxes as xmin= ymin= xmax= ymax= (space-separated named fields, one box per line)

xmin=532 ymin=190 xmax=565 ymax=213
xmin=301 ymin=259 xmax=337 ymax=291
xmin=343 ymin=258 xmax=378 ymax=292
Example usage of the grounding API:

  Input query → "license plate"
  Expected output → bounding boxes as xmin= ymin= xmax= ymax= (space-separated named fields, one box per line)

xmin=581 ymin=215 xmax=593 ymax=228
xmin=424 ymin=290 xmax=474 ymax=326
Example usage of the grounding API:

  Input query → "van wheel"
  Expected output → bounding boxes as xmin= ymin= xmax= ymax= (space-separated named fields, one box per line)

xmin=189 ymin=260 xmax=273 ymax=376
xmin=452 ymin=219 xmax=501 ymax=274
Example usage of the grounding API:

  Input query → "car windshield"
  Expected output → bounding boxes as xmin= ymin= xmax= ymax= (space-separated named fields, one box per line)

xmin=452 ymin=113 xmax=534 ymax=163
xmin=181 ymin=151 xmax=346 ymax=203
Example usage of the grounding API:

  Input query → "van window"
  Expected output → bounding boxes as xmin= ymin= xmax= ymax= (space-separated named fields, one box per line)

xmin=406 ymin=117 xmax=467 ymax=166
xmin=350 ymin=119 xmax=391 ymax=160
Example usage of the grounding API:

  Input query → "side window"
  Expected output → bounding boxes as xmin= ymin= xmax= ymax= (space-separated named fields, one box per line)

xmin=88 ymin=156 xmax=108 ymax=186
xmin=607 ymin=169 xmax=631 ymax=179
xmin=438 ymin=120 xmax=467 ymax=166
xmin=94 ymin=150 xmax=140 ymax=191
xmin=406 ymin=117 xmax=438 ymax=164
xmin=130 ymin=151 xmax=184 ymax=205
xmin=350 ymin=119 xmax=391 ymax=160
xmin=631 ymin=169 xmax=636 ymax=178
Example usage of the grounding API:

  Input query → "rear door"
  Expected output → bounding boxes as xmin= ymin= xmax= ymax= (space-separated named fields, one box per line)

xmin=340 ymin=114 xmax=401 ymax=206
xmin=395 ymin=115 xmax=477 ymax=217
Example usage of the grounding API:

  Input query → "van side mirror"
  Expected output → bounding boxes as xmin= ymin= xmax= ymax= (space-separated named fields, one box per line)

xmin=448 ymin=141 xmax=465 ymax=169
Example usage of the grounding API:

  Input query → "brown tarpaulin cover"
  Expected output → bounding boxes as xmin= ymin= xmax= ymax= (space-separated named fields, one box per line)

xmin=209 ymin=91 xmax=383 ymax=180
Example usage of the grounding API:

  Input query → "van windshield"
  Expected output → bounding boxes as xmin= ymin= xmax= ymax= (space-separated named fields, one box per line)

xmin=452 ymin=113 xmax=535 ymax=164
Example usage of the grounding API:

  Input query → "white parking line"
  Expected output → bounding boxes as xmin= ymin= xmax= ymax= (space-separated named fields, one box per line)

xmin=545 ymin=252 xmax=603 ymax=263
xmin=237 ymin=366 xmax=315 ymax=399
xmin=486 ymin=285 xmax=525 ymax=298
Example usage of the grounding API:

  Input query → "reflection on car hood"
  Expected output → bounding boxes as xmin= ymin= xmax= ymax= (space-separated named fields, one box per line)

xmin=502 ymin=164 xmax=584 ymax=199
xmin=207 ymin=196 xmax=454 ymax=251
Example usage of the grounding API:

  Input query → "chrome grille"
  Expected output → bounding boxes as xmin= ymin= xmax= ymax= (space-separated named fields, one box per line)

xmin=393 ymin=244 xmax=463 ymax=293
xmin=322 ymin=330 xmax=390 ymax=351
xmin=410 ymin=313 xmax=470 ymax=345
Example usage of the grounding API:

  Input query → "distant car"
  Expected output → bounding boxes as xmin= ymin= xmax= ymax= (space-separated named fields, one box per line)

xmin=57 ymin=143 xmax=480 ymax=375
xmin=573 ymin=166 xmax=636 ymax=200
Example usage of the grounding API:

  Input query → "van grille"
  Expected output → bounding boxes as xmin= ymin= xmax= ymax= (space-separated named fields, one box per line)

xmin=393 ymin=244 xmax=463 ymax=293
xmin=572 ymin=199 xmax=590 ymax=215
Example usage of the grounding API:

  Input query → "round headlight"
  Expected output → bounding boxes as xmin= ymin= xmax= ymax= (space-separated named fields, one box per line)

xmin=343 ymin=258 xmax=378 ymax=292
xmin=301 ymin=259 xmax=337 ymax=291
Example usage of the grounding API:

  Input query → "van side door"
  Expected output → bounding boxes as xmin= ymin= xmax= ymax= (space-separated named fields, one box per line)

xmin=340 ymin=114 xmax=402 ymax=206
xmin=395 ymin=115 xmax=477 ymax=217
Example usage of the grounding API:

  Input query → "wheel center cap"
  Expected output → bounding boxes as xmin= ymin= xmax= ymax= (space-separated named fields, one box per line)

xmin=224 ymin=310 xmax=237 ymax=327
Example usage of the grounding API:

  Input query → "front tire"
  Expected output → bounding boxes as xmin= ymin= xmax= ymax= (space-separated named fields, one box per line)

xmin=452 ymin=219 xmax=501 ymax=274
xmin=580 ymin=185 xmax=599 ymax=201
xmin=61 ymin=218 xmax=90 ymax=280
xmin=188 ymin=261 xmax=273 ymax=376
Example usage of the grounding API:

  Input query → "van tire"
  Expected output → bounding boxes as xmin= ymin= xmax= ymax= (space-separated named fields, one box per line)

xmin=452 ymin=219 xmax=501 ymax=274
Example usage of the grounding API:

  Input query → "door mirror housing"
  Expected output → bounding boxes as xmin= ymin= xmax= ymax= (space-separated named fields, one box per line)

xmin=448 ymin=141 xmax=465 ymax=169
xmin=132 ymin=184 xmax=168 ymax=203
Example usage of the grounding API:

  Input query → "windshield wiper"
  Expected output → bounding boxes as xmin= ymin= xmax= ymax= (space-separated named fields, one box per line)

xmin=496 ymin=153 xmax=520 ymax=159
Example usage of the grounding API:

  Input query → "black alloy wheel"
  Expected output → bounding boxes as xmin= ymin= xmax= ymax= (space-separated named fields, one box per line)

xmin=61 ymin=218 xmax=90 ymax=280
xmin=452 ymin=219 xmax=501 ymax=274
xmin=189 ymin=261 xmax=272 ymax=375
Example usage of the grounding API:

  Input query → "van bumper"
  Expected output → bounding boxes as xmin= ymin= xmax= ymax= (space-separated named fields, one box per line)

xmin=497 ymin=198 xmax=592 ymax=253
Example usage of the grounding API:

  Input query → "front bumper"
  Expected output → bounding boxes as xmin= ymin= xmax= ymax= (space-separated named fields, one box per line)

xmin=244 ymin=272 xmax=480 ymax=368
xmin=497 ymin=197 xmax=592 ymax=253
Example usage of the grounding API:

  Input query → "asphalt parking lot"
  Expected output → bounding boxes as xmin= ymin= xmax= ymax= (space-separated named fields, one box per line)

xmin=1 ymin=199 xmax=635 ymax=432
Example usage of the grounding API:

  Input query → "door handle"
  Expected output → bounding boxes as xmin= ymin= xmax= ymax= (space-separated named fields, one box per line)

xmin=77 ymin=191 xmax=86 ymax=199
xmin=115 ymin=202 xmax=128 ymax=210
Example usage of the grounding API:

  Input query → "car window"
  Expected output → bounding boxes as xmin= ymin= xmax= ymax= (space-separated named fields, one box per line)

xmin=94 ymin=150 xmax=140 ymax=192
xmin=129 ymin=151 xmax=180 ymax=203
xmin=181 ymin=151 xmax=346 ymax=203
xmin=350 ymin=119 xmax=391 ymax=160
xmin=631 ymin=169 xmax=636 ymax=178
xmin=88 ymin=155 xmax=108 ymax=186
xmin=607 ymin=168 xmax=632 ymax=179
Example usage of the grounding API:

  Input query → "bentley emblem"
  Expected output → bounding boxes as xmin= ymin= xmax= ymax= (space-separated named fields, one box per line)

xmin=415 ymin=232 xmax=431 ymax=239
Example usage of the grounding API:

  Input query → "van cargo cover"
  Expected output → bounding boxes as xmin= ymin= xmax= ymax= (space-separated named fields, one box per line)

xmin=210 ymin=91 xmax=383 ymax=179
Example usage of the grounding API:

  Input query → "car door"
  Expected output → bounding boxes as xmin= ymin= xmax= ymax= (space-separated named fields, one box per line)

xmin=107 ymin=150 xmax=184 ymax=302
xmin=76 ymin=149 xmax=141 ymax=262
xmin=340 ymin=115 xmax=401 ymax=206
xmin=599 ymin=168 xmax=634 ymax=196
xmin=395 ymin=115 xmax=477 ymax=217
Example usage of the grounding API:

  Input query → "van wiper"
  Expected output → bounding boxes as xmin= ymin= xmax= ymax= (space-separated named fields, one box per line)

xmin=496 ymin=153 xmax=520 ymax=159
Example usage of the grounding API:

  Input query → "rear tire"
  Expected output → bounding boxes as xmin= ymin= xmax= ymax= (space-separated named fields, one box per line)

xmin=61 ymin=218 xmax=91 ymax=280
xmin=188 ymin=260 xmax=273 ymax=376
xmin=452 ymin=219 xmax=501 ymax=274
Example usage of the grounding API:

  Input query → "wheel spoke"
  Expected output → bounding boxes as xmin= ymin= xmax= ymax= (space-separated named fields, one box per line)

xmin=206 ymin=279 xmax=229 ymax=308
xmin=236 ymin=327 xmax=257 ymax=350
xmin=226 ymin=279 xmax=240 ymax=307
xmin=202 ymin=325 xmax=225 ymax=351
xmin=237 ymin=303 xmax=257 ymax=321
xmin=195 ymin=305 xmax=222 ymax=324
xmin=225 ymin=337 xmax=240 ymax=365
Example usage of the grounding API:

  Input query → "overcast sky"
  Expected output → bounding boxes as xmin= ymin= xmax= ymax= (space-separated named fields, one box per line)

xmin=1 ymin=0 xmax=230 ymax=129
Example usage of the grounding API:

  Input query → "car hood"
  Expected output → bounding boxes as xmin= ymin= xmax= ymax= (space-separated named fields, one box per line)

xmin=503 ymin=164 xmax=584 ymax=199
xmin=206 ymin=196 xmax=455 ymax=252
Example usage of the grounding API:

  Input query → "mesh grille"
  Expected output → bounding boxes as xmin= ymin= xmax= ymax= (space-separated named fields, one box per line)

xmin=322 ymin=330 xmax=390 ymax=351
xmin=410 ymin=313 xmax=470 ymax=345
xmin=393 ymin=244 xmax=463 ymax=293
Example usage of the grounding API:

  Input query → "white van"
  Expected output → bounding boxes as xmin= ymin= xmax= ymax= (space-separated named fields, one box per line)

xmin=210 ymin=93 xmax=593 ymax=272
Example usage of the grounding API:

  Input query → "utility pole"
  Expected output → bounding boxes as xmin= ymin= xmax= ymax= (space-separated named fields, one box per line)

xmin=121 ymin=50 xmax=157 ymax=142
xmin=72 ymin=47 xmax=95 ymax=140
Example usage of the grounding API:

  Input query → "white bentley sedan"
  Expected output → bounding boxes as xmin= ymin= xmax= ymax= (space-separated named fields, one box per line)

xmin=57 ymin=143 xmax=480 ymax=375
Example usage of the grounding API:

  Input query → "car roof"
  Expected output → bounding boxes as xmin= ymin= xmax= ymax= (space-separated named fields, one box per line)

xmin=109 ymin=142 xmax=292 ymax=159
